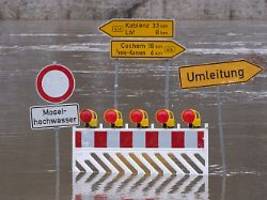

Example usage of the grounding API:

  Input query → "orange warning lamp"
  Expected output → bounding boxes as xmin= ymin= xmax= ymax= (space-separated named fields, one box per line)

xmin=104 ymin=108 xmax=124 ymax=128
xmin=181 ymin=109 xmax=201 ymax=128
xmin=155 ymin=109 xmax=176 ymax=128
xmin=129 ymin=109 xmax=149 ymax=128
xmin=80 ymin=109 xmax=98 ymax=128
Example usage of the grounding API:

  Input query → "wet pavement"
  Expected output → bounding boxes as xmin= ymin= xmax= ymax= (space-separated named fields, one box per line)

xmin=0 ymin=20 xmax=267 ymax=199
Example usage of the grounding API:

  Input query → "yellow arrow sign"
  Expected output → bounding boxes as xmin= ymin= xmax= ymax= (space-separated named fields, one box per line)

xmin=111 ymin=40 xmax=185 ymax=59
xmin=99 ymin=19 xmax=174 ymax=38
xmin=179 ymin=60 xmax=263 ymax=89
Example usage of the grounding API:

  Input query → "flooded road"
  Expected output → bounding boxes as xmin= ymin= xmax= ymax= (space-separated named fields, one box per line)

xmin=0 ymin=20 xmax=267 ymax=199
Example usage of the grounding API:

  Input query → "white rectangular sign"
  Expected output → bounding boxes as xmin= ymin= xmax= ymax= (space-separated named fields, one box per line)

xmin=30 ymin=103 xmax=80 ymax=129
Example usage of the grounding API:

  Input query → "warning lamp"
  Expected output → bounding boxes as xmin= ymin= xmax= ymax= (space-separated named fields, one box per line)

xmin=129 ymin=109 xmax=149 ymax=128
xmin=80 ymin=109 xmax=98 ymax=128
xmin=104 ymin=108 xmax=124 ymax=128
xmin=156 ymin=109 xmax=169 ymax=124
xmin=130 ymin=109 xmax=143 ymax=123
xmin=181 ymin=109 xmax=201 ymax=128
xmin=104 ymin=109 xmax=117 ymax=124
xmin=155 ymin=109 xmax=176 ymax=128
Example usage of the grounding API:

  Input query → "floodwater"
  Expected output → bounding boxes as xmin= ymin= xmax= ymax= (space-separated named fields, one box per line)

xmin=0 ymin=20 xmax=267 ymax=200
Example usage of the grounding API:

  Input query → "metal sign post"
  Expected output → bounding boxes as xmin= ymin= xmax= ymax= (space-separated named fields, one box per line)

xmin=216 ymin=87 xmax=226 ymax=174
xmin=54 ymin=127 xmax=60 ymax=200
xmin=164 ymin=60 xmax=171 ymax=108
xmin=114 ymin=62 xmax=119 ymax=108
xmin=31 ymin=63 xmax=78 ymax=200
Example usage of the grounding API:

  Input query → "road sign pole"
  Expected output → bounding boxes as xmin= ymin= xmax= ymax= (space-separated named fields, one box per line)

xmin=54 ymin=127 xmax=60 ymax=200
xmin=216 ymin=86 xmax=226 ymax=174
xmin=114 ymin=62 xmax=119 ymax=108
xmin=164 ymin=61 xmax=171 ymax=108
xmin=52 ymin=61 xmax=60 ymax=200
xmin=54 ymin=127 xmax=60 ymax=172
xmin=216 ymin=86 xmax=227 ymax=200
xmin=50 ymin=61 xmax=61 ymax=174
xmin=51 ymin=61 xmax=60 ymax=200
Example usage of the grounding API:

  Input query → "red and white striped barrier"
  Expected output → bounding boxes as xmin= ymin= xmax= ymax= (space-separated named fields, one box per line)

xmin=72 ymin=124 xmax=208 ymax=175
xmin=75 ymin=129 xmax=204 ymax=148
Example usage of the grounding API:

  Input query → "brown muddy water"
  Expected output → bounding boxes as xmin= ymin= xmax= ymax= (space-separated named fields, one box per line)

xmin=0 ymin=20 xmax=267 ymax=200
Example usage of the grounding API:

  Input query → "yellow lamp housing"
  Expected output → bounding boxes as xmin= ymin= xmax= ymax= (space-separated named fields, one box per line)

xmin=88 ymin=110 xmax=99 ymax=128
xmin=191 ymin=109 xmax=201 ymax=128
xmin=139 ymin=109 xmax=150 ymax=128
xmin=114 ymin=110 xmax=124 ymax=128
xmin=165 ymin=110 xmax=176 ymax=128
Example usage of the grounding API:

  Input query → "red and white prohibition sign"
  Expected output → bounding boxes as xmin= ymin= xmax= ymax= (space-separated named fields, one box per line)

xmin=36 ymin=64 xmax=75 ymax=104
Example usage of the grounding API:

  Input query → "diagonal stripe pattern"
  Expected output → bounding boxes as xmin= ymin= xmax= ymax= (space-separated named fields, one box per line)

xmin=74 ymin=151 xmax=207 ymax=175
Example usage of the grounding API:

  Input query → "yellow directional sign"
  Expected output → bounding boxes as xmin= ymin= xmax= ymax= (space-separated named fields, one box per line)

xmin=99 ymin=19 xmax=174 ymax=38
xmin=179 ymin=60 xmax=263 ymax=89
xmin=111 ymin=40 xmax=185 ymax=59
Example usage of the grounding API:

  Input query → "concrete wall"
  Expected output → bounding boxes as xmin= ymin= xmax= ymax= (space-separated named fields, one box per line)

xmin=0 ymin=0 xmax=266 ymax=20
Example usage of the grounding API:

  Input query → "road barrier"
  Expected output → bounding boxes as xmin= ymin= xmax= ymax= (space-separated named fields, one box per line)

xmin=72 ymin=123 xmax=208 ymax=175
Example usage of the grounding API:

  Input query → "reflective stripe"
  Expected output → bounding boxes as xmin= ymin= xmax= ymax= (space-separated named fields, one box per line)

xmin=145 ymin=131 xmax=158 ymax=148
xmin=107 ymin=130 xmax=120 ymax=147
xmin=185 ymin=130 xmax=197 ymax=148
xmin=120 ymin=131 xmax=133 ymax=148
xmin=82 ymin=130 xmax=94 ymax=147
xmin=94 ymin=131 xmax=107 ymax=148
xmin=197 ymin=131 xmax=204 ymax=148
xmin=133 ymin=130 xmax=145 ymax=147
xmin=171 ymin=131 xmax=184 ymax=148
xmin=75 ymin=131 xmax=81 ymax=148
xmin=159 ymin=130 xmax=171 ymax=148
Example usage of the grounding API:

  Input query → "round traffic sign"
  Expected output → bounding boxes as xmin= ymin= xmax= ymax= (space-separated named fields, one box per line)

xmin=36 ymin=64 xmax=75 ymax=104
